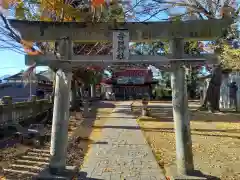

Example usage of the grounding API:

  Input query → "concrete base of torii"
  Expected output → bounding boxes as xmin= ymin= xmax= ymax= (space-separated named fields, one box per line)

xmin=36 ymin=166 xmax=78 ymax=180
xmin=165 ymin=165 xmax=208 ymax=180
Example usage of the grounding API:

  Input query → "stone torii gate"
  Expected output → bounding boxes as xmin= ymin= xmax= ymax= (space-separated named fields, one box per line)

xmin=9 ymin=19 xmax=230 ymax=178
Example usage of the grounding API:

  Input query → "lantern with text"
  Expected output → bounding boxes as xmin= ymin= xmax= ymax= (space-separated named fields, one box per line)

xmin=142 ymin=95 xmax=149 ymax=116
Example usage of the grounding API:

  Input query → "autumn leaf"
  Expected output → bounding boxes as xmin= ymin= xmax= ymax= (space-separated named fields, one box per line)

xmin=24 ymin=48 xmax=42 ymax=55
xmin=1 ymin=0 xmax=9 ymax=9
xmin=109 ymin=1 xmax=125 ymax=22
xmin=221 ymin=44 xmax=240 ymax=70
xmin=20 ymin=40 xmax=43 ymax=55
xmin=21 ymin=40 xmax=33 ymax=48
xmin=92 ymin=0 xmax=105 ymax=7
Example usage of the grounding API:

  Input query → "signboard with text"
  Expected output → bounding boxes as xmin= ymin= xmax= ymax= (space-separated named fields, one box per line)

xmin=112 ymin=30 xmax=130 ymax=61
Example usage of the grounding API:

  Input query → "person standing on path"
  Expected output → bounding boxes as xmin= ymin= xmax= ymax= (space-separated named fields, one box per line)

xmin=229 ymin=81 xmax=238 ymax=111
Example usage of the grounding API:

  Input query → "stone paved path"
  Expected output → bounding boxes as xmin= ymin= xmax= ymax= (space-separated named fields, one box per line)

xmin=80 ymin=101 xmax=166 ymax=180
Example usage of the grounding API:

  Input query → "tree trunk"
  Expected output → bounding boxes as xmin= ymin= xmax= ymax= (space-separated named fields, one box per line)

xmin=202 ymin=65 xmax=222 ymax=112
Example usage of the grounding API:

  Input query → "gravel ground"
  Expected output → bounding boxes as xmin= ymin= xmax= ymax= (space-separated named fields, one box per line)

xmin=132 ymin=102 xmax=240 ymax=180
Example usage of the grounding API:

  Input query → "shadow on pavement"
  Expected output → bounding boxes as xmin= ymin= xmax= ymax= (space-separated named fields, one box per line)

xmin=166 ymin=169 xmax=221 ymax=180
xmin=93 ymin=101 xmax=115 ymax=109
xmin=76 ymin=171 xmax=104 ymax=180
xmin=189 ymin=170 xmax=221 ymax=180
xmin=32 ymin=169 xmax=104 ymax=180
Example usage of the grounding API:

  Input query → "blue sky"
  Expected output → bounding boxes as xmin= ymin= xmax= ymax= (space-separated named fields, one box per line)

xmin=0 ymin=49 xmax=47 ymax=76
xmin=0 ymin=50 xmax=25 ymax=76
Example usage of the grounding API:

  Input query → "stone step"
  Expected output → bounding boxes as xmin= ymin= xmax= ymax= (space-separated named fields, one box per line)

xmin=21 ymin=155 xmax=49 ymax=161
xmin=69 ymin=123 xmax=77 ymax=126
xmin=9 ymin=164 xmax=44 ymax=173
xmin=0 ymin=177 xmax=13 ymax=180
xmin=3 ymin=168 xmax=38 ymax=176
xmin=2 ymin=172 xmax=33 ymax=180
xmin=27 ymin=152 xmax=50 ymax=157
xmin=30 ymin=148 xmax=50 ymax=153
xmin=15 ymin=159 xmax=49 ymax=165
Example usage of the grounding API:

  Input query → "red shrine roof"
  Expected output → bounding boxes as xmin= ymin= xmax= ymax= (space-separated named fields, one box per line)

xmin=101 ymin=68 xmax=154 ymax=85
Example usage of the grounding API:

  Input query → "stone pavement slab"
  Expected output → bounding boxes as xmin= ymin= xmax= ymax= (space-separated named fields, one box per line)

xmin=79 ymin=102 xmax=166 ymax=180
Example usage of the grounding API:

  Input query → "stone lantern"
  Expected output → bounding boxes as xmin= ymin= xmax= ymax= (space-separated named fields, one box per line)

xmin=142 ymin=94 xmax=149 ymax=116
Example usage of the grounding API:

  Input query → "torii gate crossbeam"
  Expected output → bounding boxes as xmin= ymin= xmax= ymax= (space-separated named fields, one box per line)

xmin=9 ymin=19 xmax=230 ymax=41
xmin=25 ymin=54 xmax=218 ymax=71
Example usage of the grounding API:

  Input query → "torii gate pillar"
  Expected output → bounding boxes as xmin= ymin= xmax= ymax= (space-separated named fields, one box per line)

xmin=49 ymin=69 xmax=72 ymax=173
xmin=40 ymin=38 xmax=78 ymax=178
xmin=171 ymin=38 xmax=194 ymax=175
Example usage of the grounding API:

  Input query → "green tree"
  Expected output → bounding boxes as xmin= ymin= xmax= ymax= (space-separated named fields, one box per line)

xmin=151 ymin=0 xmax=239 ymax=111
xmin=184 ymin=40 xmax=202 ymax=99
xmin=130 ymin=41 xmax=168 ymax=55
xmin=186 ymin=66 xmax=199 ymax=99
xmin=221 ymin=44 xmax=240 ymax=69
